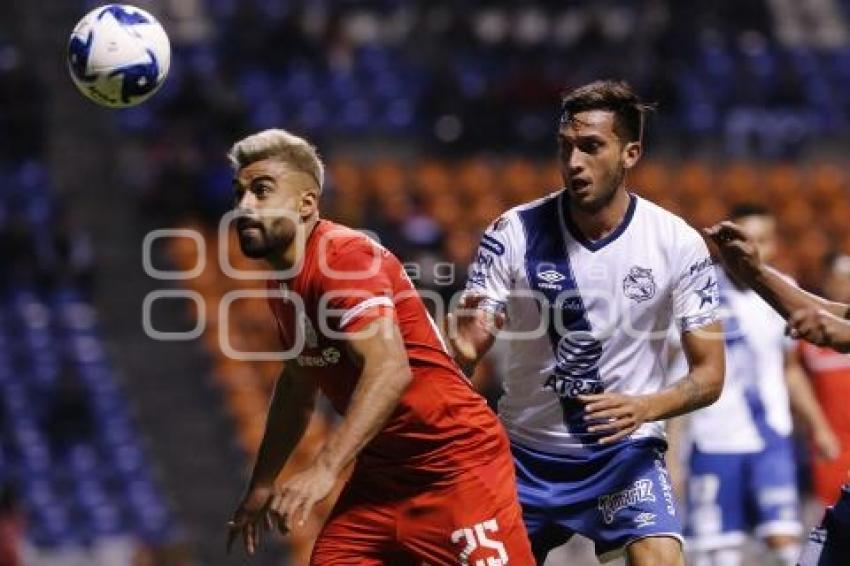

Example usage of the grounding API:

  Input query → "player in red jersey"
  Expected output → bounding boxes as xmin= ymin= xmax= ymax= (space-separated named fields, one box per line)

xmin=799 ymin=339 xmax=850 ymax=505
xmin=796 ymin=254 xmax=850 ymax=506
xmin=224 ymin=129 xmax=533 ymax=565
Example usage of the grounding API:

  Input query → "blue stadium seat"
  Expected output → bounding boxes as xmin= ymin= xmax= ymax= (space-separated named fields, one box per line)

xmin=1 ymin=283 xmax=175 ymax=549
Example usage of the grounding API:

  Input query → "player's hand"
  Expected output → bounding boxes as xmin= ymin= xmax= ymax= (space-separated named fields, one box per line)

xmin=226 ymin=483 xmax=275 ymax=555
xmin=812 ymin=424 xmax=841 ymax=461
xmin=787 ymin=307 xmax=850 ymax=352
xmin=703 ymin=221 xmax=762 ymax=283
xmin=445 ymin=292 xmax=505 ymax=366
xmin=580 ymin=392 xmax=652 ymax=445
xmin=267 ymin=462 xmax=336 ymax=533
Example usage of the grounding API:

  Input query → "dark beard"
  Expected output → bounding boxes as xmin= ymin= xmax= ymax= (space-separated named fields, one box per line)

xmin=237 ymin=221 xmax=292 ymax=260
xmin=569 ymin=162 xmax=626 ymax=213
xmin=238 ymin=233 xmax=275 ymax=259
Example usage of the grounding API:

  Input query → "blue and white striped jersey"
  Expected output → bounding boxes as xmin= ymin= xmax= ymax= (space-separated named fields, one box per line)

xmin=466 ymin=190 xmax=719 ymax=454
xmin=687 ymin=271 xmax=792 ymax=453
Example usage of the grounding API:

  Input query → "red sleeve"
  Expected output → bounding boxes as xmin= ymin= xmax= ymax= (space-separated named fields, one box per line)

xmin=317 ymin=240 xmax=398 ymax=333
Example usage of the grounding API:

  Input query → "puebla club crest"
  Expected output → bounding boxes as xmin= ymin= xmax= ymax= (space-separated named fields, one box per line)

xmin=623 ymin=266 xmax=656 ymax=303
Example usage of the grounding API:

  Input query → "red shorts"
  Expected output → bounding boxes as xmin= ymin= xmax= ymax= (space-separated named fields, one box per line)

xmin=310 ymin=454 xmax=533 ymax=565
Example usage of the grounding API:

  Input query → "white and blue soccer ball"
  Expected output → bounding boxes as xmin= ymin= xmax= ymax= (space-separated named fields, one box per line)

xmin=67 ymin=4 xmax=170 ymax=108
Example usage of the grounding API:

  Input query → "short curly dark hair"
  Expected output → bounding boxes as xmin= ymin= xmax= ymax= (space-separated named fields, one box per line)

xmin=559 ymin=80 xmax=654 ymax=143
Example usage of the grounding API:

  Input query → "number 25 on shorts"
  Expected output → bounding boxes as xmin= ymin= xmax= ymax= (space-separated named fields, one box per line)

xmin=450 ymin=518 xmax=509 ymax=566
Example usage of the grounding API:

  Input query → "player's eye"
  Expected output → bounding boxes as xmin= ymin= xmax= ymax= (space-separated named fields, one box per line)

xmin=253 ymin=183 xmax=272 ymax=197
xmin=579 ymin=140 xmax=601 ymax=154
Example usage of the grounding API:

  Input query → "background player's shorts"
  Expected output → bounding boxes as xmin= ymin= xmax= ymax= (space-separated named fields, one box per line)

xmin=513 ymin=437 xmax=681 ymax=562
xmin=309 ymin=453 xmax=534 ymax=565
xmin=685 ymin=434 xmax=801 ymax=551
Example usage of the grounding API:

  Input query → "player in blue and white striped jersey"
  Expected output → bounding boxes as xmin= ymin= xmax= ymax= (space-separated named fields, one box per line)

xmin=449 ymin=80 xmax=726 ymax=565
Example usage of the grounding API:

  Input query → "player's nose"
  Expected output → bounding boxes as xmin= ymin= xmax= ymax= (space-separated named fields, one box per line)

xmin=568 ymin=163 xmax=585 ymax=178
xmin=568 ymin=153 xmax=585 ymax=174
xmin=236 ymin=191 xmax=257 ymax=210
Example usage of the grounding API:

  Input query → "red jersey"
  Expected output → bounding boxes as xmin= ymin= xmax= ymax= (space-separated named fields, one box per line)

xmin=798 ymin=341 xmax=850 ymax=503
xmin=267 ymin=219 xmax=507 ymax=480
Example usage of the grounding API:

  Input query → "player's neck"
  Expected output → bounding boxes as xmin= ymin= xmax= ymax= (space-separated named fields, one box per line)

xmin=567 ymin=188 xmax=631 ymax=242
xmin=266 ymin=217 xmax=320 ymax=272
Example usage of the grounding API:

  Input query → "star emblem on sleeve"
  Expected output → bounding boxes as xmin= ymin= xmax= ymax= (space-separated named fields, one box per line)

xmin=695 ymin=277 xmax=718 ymax=308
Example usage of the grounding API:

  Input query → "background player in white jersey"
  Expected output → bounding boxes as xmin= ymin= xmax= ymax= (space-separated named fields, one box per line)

xmin=448 ymin=80 xmax=726 ymax=565
xmin=705 ymin=220 xmax=850 ymax=566
xmin=682 ymin=204 xmax=839 ymax=566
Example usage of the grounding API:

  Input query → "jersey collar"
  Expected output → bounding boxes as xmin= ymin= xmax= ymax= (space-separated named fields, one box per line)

xmin=560 ymin=191 xmax=637 ymax=252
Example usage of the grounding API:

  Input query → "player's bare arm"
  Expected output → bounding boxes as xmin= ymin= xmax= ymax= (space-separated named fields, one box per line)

xmin=706 ymin=221 xmax=850 ymax=319
xmin=446 ymin=292 xmax=505 ymax=371
xmin=784 ymin=347 xmax=840 ymax=460
xmin=581 ymin=321 xmax=725 ymax=444
xmin=266 ymin=316 xmax=413 ymax=532
xmin=786 ymin=307 xmax=850 ymax=352
xmin=707 ymin=220 xmax=850 ymax=350
xmin=227 ymin=364 xmax=318 ymax=555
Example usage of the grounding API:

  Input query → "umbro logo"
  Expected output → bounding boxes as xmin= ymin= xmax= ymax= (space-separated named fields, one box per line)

xmin=634 ymin=512 xmax=656 ymax=528
xmin=538 ymin=270 xmax=565 ymax=283
xmin=537 ymin=269 xmax=566 ymax=291
xmin=538 ymin=270 xmax=566 ymax=283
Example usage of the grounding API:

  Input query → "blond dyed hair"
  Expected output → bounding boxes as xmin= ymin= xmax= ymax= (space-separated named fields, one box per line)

xmin=228 ymin=129 xmax=324 ymax=193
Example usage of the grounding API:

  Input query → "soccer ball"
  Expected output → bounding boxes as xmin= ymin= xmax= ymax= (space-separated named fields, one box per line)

xmin=67 ymin=4 xmax=170 ymax=108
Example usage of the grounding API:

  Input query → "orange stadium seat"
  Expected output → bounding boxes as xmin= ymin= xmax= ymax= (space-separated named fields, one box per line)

xmin=327 ymin=158 xmax=364 ymax=198
xmin=827 ymin=200 xmax=850 ymax=236
xmin=630 ymin=160 xmax=670 ymax=201
xmin=369 ymin=159 xmax=408 ymax=200
xmin=425 ymin=192 xmax=463 ymax=230
xmin=688 ymin=196 xmax=727 ymax=229
xmin=793 ymin=231 xmax=831 ymax=289
xmin=779 ymin=198 xmax=816 ymax=236
xmin=765 ymin=163 xmax=802 ymax=202
xmin=456 ymin=157 xmax=496 ymax=202
xmin=377 ymin=191 xmax=413 ymax=228
xmin=810 ymin=162 xmax=846 ymax=207
xmin=719 ymin=163 xmax=761 ymax=203
xmin=472 ymin=194 xmax=505 ymax=231
xmin=326 ymin=160 xmax=368 ymax=225
xmin=500 ymin=158 xmax=540 ymax=205
xmin=677 ymin=161 xmax=713 ymax=203
xmin=413 ymin=159 xmax=453 ymax=200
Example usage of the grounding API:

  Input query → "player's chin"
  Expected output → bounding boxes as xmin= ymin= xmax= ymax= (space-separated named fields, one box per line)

xmin=237 ymin=233 xmax=271 ymax=259
xmin=567 ymin=188 xmax=600 ymax=211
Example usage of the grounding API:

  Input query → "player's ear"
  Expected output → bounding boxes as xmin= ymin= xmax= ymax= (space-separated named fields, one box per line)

xmin=299 ymin=188 xmax=319 ymax=221
xmin=622 ymin=140 xmax=641 ymax=169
